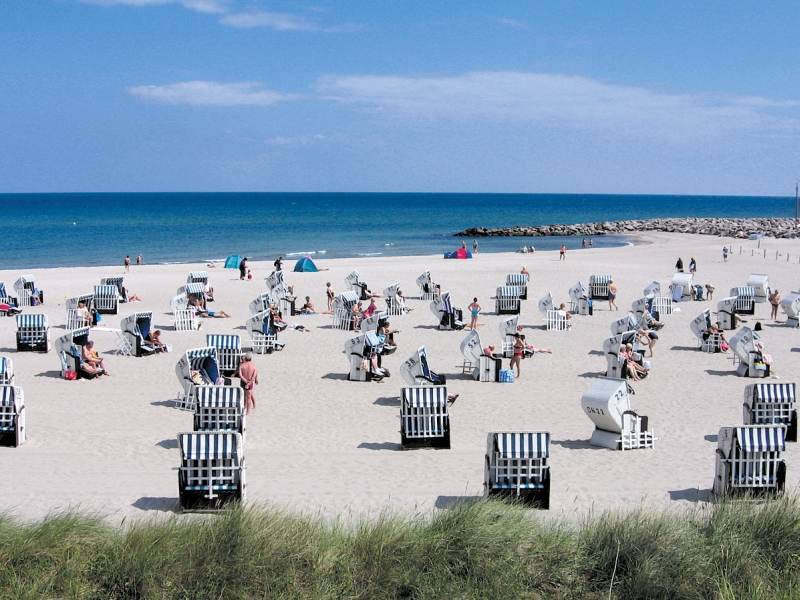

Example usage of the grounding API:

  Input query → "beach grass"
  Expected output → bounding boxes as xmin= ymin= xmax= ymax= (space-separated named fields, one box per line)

xmin=3 ymin=497 xmax=800 ymax=599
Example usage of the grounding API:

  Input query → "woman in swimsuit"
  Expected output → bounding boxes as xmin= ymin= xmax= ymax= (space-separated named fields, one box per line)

xmin=510 ymin=333 xmax=524 ymax=378
xmin=326 ymin=282 xmax=335 ymax=312
xmin=467 ymin=297 xmax=481 ymax=330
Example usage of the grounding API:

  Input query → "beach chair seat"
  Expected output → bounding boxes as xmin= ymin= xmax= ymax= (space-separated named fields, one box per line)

xmin=484 ymin=431 xmax=550 ymax=509
xmin=400 ymin=387 xmax=450 ymax=449
xmin=744 ymin=383 xmax=797 ymax=442
xmin=731 ymin=287 xmax=756 ymax=315
xmin=713 ymin=425 xmax=786 ymax=497
xmin=460 ymin=330 xmax=500 ymax=382
xmin=400 ymin=346 xmax=446 ymax=386
xmin=0 ymin=385 xmax=25 ymax=447
xmin=345 ymin=332 xmax=388 ymax=382
xmin=546 ymin=310 xmax=571 ymax=331
xmin=568 ymin=282 xmax=591 ymax=316
xmin=194 ymin=386 xmax=246 ymax=439
xmin=16 ymin=314 xmax=50 ymax=353
xmin=121 ymin=312 xmax=156 ymax=357
xmin=430 ymin=292 xmax=464 ymax=330
xmin=589 ymin=275 xmax=611 ymax=301
xmin=729 ymin=327 xmax=768 ymax=378
xmin=581 ymin=377 xmax=655 ymax=450
xmin=332 ymin=291 xmax=359 ymax=330
xmin=506 ymin=274 xmax=528 ymax=300
xmin=206 ymin=335 xmax=242 ymax=375
xmin=495 ymin=286 xmax=522 ymax=315
xmin=93 ymin=285 xmax=120 ymax=314
xmin=384 ymin=283 xmax=405 ymax=316
xmin=175 ymin=347 xmax=226 ymax=411
xmin=176 ymin=431 xmax=246 ymax=510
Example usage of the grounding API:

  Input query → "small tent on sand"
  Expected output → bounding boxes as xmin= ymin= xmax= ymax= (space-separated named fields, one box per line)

xmin=294 ymin=256 xmax=319 ymax=272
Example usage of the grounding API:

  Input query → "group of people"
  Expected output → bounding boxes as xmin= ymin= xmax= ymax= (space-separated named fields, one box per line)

xmin=675 ymin=257 xmax=697 ymax=274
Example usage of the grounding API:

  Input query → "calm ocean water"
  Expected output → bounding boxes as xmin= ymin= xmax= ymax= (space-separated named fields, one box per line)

xmin=0 ymin=193 xmax=793 ymax=269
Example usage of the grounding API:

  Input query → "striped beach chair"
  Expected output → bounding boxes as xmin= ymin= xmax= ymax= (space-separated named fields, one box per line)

xmin=178 ymin=282 xmax=207 ymax=302
xmin=495 ymin=286 xmax=521 ymax=315
xmin=193 ymin=386 xmax=246 ymax=437
xmin=744 ymin=383 xmax=797 ymax=442
xmin=484 ymin=431 xmax=550 ymax=508
xmin=589 ymin=275 xmax=611 ymax=300
xmin=100 ymin=277 xmax=125 ymax=301
xmin=430 ymin=292 xmax=464 ymax=330
xmin=93 ymin=284 xmax=119 ymax=315
xmin=332 ymin=291 xmax=359 ymax=330
xmin=400 ymin=386 xmax=450 ymax=449
xmin=690 ymin=309 xmax=719 ymax=353
xmin=416 ymin=270 xmax=438 ymax=300
xmin=713 ymin=425 xmax=786 ymax=497
xmin=14 ymin=275 xmax=40 ymax=307
xmin=506 ymin=274 xmax=528 ymax=300
xmin=345 ymin=332 xmax=387 ymax=382
xmin=602 ymin=331 xmax=639 ymax=378
xmin=171 ymin=294 xmax=199 ymax=332
xmin=187 ymin=271 xmax=209 ymax=285
xmin=581 ymin=377 xmax=655 ymax=450
xmin=383 ymin=282 xmax=404 ymax=316
xmin=0 ymin=281 xmax=17 ymax=308
xmin=731 ymin=286 xmax=756 ymax=315
xmin=16 ymin=314 xmax=50 ymax=353
xmin=400 ymin=346 xmax=446 ymax=387
xmin=55 ymin=326 xmax=94 ymax=378
xmin=175 ymin=347 xmax=223 ymax=411
xmin=460 ymin=330 xmax=499 ymax=382
xmin=0 ymin=357 xmax=14 ymax=385
xmin=176 ymin=431 xmax=246 ymax=510
xmin=246 ymin=311 xmax=285 ymax=354
xmin=206 ymin=334 xmax=242 ymax=374
xmin=248 ymin=292 xmax=272 ymax=315
xmin=65 ymin=293 xmax=94 ymax=330
xmin=120 ymin=312 xmax=155 ymax=357
xmin=0 ymin=385 xmax=25 ymax=447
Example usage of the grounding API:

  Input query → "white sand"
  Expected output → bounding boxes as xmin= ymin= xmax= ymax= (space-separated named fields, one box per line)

xmin=2 ymin=232 xmax=800 ymax=523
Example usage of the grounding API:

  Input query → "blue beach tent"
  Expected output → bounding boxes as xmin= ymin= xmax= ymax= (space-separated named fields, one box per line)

xmin=294 ymin=256 xmax=319 ymax=272
xmin=225 ymin=254 xmax=243 ymax=269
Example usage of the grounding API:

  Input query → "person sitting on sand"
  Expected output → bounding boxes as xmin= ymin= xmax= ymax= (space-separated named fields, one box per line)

xmin=120 ymin=286 xmax=142 ymax=302
xmin=82 ymin=340 xmax=110 ymax=375
xmin=146 ymin=329 xmax=167 ymax=353
xmin=299 ymin=296 xmax=316 ymax=314
xmin=203 ymin=281 xmax=215 ymax=302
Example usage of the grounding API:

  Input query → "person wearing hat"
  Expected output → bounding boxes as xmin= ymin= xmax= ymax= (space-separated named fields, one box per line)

xmin=236 ymin=354 xmax=259 ymax=415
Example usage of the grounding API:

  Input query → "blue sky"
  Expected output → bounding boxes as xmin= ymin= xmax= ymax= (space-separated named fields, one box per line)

xmin=1 ymin=1 xmax=798 ymax=194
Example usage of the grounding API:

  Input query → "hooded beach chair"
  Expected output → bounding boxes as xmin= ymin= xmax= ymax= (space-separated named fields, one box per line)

xmin=345 ymin=332 xmax=388 ymax=382
xmin=781 ymin=292 xmax=800 ymax=327
xmin=746 ymin=274 xmax=769 ymax=304
xmin=690 ymin=309 xmax=719 ymax=352
xmin=581 ymin=377 xmax=655 ymax=450
xmin=345 ymin=270 xmax=371 ymax=300
xmin=713 ymin=425 xmax=786 ymax=497
xmin=539 ymin=292 xmax=569 ymax=331
xmin=569 ymin=282 xmax=591 ymax=315
xmin=400 ymin=346 xmax=446 ymax=386
xmin=14 ymin=275 xmax=40 ymax=307
xmin=16 ymin=314 xmax=50 ymax=353
xmin=744 ymin=383 xmax=797 ymax=442
xmin=55 ymin=326 xmax=96 ymax=378
xmin=671 ymin=273 xmax=693 ymax=302
xmin=65 ymin=293 xmax=94 ymax=330
xmin=417 ymin=270 xmax=439 ymax=300
xmin=176 ymin=431 xmax=246 ymax=510
xmin=100 ymin=277 xmax=125 ymax=302
xmin=120 ymin=312 xmax=156 ymax=357
xmin=93 ymin=284 xmax=120 ymax=315
xmin=644 ymin=281 xmax=674 ymax=316
xmin=206 ymin=335 xmax=242 ymax=375
xmin=506 ymin=274 xmax=529 ymax=300
xmin=269 ymin=274 xmax=295 ymax=318
xmin=248 ymin=292 xmax=272 ymax=316
xmin=602 ymin=331 xmax=640 ymax=378
xmin=430 ymin=292 xmax=465 ymax=330
xmin=460 ymin=330 xmax=500 ymax=382
xmin=246 ymin=311 xmax=285 ymax=354
xmin=0 ymin=281 xmax=17 ymax=307
xmin=589 ymin=275 xmax=611 ymax=300
xmin=332 ymin=291 xmax=359 ymax=330
xmin=495 ymin=286 xmax=521 ymax=315
xmin=0 ymin=385 xmax=25 ymax=447
xmin=175 ymin=347 xmax=225 ymax=411
xmin=610 ymin=313 xmax=639 ymax=335
xmin=383 ymin=282 xmax=405 ymax=316
xmin=0 ymin=357 xmax=14 ymax=385
xmin=643 ymin=281 xmax=661 ymax=297
xmin=177 ymin=282 xmax=208 ymax=306
xmin=170 ymin=294 xmax=199 ymax=332
xmin=400 ymin=387 xmax=450 ymax=449
xmin=359 ymin=312 xmax=397 ymax=354
xmin=717 ymin=297 xmax=740 ymax=330
xmin=187 ymin=271 xmax=210 ymax=285
xmin=484 ymin=431 xmax=550 ymax=509
xmin=193 ymin=386 xmax=246 ymax=438
xmin=499 ymin=315 xmax=519 ymax=358
xmin=730 ymin=287 xmax=756 ymax=315
xmin=730 ymin=327 xmax=769 ymax=378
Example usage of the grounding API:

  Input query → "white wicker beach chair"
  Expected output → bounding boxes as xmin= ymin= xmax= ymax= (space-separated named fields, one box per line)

xmin=589 ymin=275 xmax=611 ymax=300
xmin=506 ymin=274 xmax=528 ymax=300
xmin=400 ymin=386 xmax=450 ymax=449
xmin=16 ymin=314 xmax=50 ymax=353
xmin=568 ymin=282 xmax=590 ymax=315
xmin=193 ymin=386 xmax=246 ymax=438
xmin=187 ymin=271 xmax=209 ymax=285
xmin=400 ymin=346 xmax=446 ymax=387
xmin=0 ymin=281 xmax=17 ymax=308
xmin=0 ymin=357 xmax=13 ymax=385
xmin=690 ymin=309 xmax=719 ymax=352
xmin=332 ymin=291 xmax=359 ymax=330
xmin=730 ymin=327 xmax=768 ymax=378
xmin=0 ymin=385 xmax=25 ymax=447
xmin=345 ymin=270 xmax=368 ymax=299
xmin=65 ymin=294 xmax=94 ymax=330
xmin=581 ymin=377 xmax=655 ymax=450
xmin=345 ymin=331 xmax=387 ymax=382
xmin=171 ymin=294 xmax=199 ymax=332
xmin=602 ymin=331 xmax=640 ymax=378
xmin=246 ymin=311 xmax=285 ymax=354
xmin=547 ymin=310 xmax=571 ymax=331
xmin=716 ymin=296 xmax=739 ymax=330
xmin=176 ymin=431 xmax=246 ymax=510
xmin=495 ymin=286 xmax=521 ymax=315
xmin=383 ymin=282 xmax=404 ymax=316
xmin=429 ymin=292 xmax=464 ymax=330
xmin=671 ymin=273 xmax=693 ymax=302
xmin=206 ymin=334 xmax=242 ymax=374
xmin=175 ymin=347 xmax=223 ymax=411
xmin=782 ymin=292 xmax=800 ymax=327
xmin=499 ymin=315 xmax=519 ymax=358
xmin=100 ymin=277 xmax=125 ymax=301
xmin=643 ymin=281 xmax=661 ymax=297
xmin=416 ymin=270 xmax=438 ymax=300
xmin=744 ymin=383 xmax=797 ymax=442
xmin=55 ymin=326 xmax=95 ymax=378
xmin=484 ymin=431 xmax=550 ymax=509
xmin=746 ymin=274 xmax=769 ymax=303
xmin=713 ymin=425 xmax=786 ymax=497
xmin=120 ymin=312 xmax=156 ymax=357
xmin=460 ymin=330 xmax=500 ymax=382
xmin=93 ymin=285 xmax=120 ymax=315
xmin=14 ymin=275 xmax=39 ymax=307
xmin=730 ymin=286 xmax=756 ymax=315
xmin=248 ymin=292 xmax=272 ymax=316
xmin=610 ymin=313 xmax=639 ymax=336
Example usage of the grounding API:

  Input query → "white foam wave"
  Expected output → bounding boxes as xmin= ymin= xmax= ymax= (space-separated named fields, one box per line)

xmin=286 ymin=251 xmax=316 ymax=256
xmin=357 ymin=253 xmax=382 ymax=256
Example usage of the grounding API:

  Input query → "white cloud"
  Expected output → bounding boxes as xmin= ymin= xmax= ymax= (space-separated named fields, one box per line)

xmin=219 ymin=11 xmax=359 ymax=32
xmin=81 ymin=0 xmax=229 ymax=14
xmin=127 ymin=81 xmax=299 ymax=106
xmin=493 ymin=17 xmax=530 ymax=30
xmin=316 ymin=71 xmax=799 ymax=137
xmin=265 ymin=134 xmax=326 ymax=146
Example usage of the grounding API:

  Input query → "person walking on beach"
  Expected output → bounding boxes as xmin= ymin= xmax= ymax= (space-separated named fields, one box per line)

xmin=769 ymin=289 xmax=781 ymax=320
xmin=689 ymin=257 xmax=697 ymax=274
xmin=239 ymin=257 xmax=248 ymax=280
xmin=608 ymin=279 xmax=619 ymax=311
xmin=136 ymin=254 xmax=142 ymax=266
xmin=473 ymin=239 xmax=478 ymax=253
xmin=510 ymin=333 xmax=524 ymax=378
xmin=559 ymin=244 xmax=566 ymax=260
xmin=236 ymin=354 xmax=259 ymax=415
xmin=467 ymin=297 xmax=481 ymax=330
xmin=675 ymin=257 xmax=683 ymax=272
xmin=124 ymin=255 xmax=131 ymax=273
xmin=723 ymin=247 xmax=729 ymax=262
xmin=274 ymin=256 xmax=283 ymax=271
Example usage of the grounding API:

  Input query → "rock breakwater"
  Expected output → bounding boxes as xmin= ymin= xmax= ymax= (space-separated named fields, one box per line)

xmin=455 ymin=218 xmax=799 ymax=239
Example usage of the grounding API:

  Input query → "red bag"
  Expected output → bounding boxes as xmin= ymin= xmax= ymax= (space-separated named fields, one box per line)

xmin=65 ymin=371 xmax=78 ymax=380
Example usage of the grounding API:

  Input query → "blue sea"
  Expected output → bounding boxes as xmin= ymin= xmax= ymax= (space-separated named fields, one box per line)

xmin=0 ymin=193 xmax=793 ymax=269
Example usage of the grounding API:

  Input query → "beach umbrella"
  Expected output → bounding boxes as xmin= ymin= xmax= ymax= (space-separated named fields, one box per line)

xmin=225 ymin=254 xmax=243 ymax=269
xmin=294 ymin=256 xmax=319 ymax=272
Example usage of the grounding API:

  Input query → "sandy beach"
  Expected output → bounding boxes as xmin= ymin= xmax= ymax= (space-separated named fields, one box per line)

xmin=2 ymin=231 xmax=800 ymax=523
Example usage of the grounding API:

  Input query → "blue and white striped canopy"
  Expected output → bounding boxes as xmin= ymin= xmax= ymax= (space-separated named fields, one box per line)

xmin=497 ymin=286 xmax=521 ymax=297
xmin=179 ymin=432 xmax=240 ymax=460
xmin=403 ymin=386 xmax=447 ymax=408
xmin=16 ymin=314 xmax=47 ymax=327
xmin=590 ymin=275 xmax=612 ymax=284
xmin=441 ymin=292 xmax=453 ymax=313
xmin=196 ymin=386 xmax=243 ymax=408
xmin=340 ymin=291 xmax=359 ymax=305
xmin=16 ymin=275 xmax=35 ymax=284
xmin=206 ymin=334 xmax=241 ymax=350
xmin=735 ymin=427 xmax=786 ymax=453
xmin=0 ymin=385 xmax=15 ymax=407
xmin=0 ymin=282 xmax=7 ymax=298
xmin=185 ymin=282 xmax=205 ymax=295
xmin=364 ymin=331 xmax=382 ymax=347
xmin=186 ymin=347 xmax=217 ymax=366
xmin=0 ymin=357 xmax=10 ymax=377
xmin=188 ymin=271 xmax=209 ymax=282
xmin=495 ymin=432 xmax=550 ymax=458
xmin=506 ymin=274 xmax=528 ymax=285
xmin=754 ymin=383 xmax=796 ymax=403
xmin=94 ymin=285 xmax=118 ymax=297
xmin=733 ymin=286 xmax=756 ymax=298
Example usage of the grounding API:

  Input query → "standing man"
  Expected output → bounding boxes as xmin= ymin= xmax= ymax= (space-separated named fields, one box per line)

xmin=723 ymin=247 xmax=729 ymax=262
xmin=136 ymin=254 xmax=142 ymax=266
xmin=589 ymin=238 xmax=594 ymax=248
xmin=239 ymin=256 xmax=248 ymax=280
xmin=582 ymin=238 xmax=587 ymax=249
xmin=769 ymin=289 xmax=781 ymax=321
xmin=559 ymin=244 xmax=566 ymax=260
xmin=608 ymin=279 xmax=619 ymax=311
xmin=473 ymin=239 xmax=478 ymax=253
xmin=124 ymin=255 xmax=131 ymax=273
xmin=236 ymin=354 xmax=259 ymax=415
xmin=274 ymin=256 xmax=283 ymax=271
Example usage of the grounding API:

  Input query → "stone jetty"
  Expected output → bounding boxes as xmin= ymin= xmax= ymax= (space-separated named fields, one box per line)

xmin=454 ymin=217 xmax=800 ymax=240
